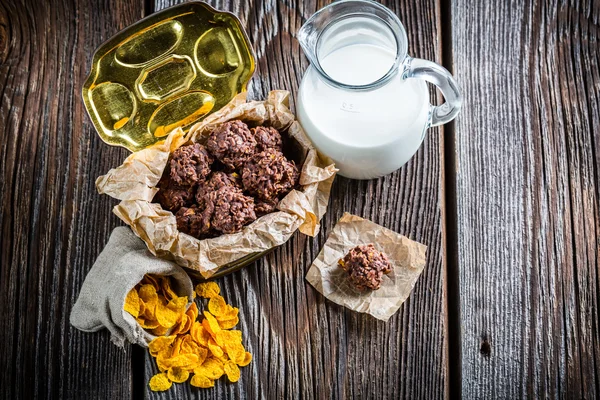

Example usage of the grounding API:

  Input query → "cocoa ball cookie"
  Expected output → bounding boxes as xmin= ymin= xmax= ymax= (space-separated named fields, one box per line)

xmin=206 ymin=120 xmax=257 ymax=170
xmin=242 ymin=148 xmax=299 ymax=201
xmin=195 ymin=171 xmax=242 ymax=208
xmin=338 ymin=244 xmax=392 ymax=291
xmin=254 ymin=198 xmax=278 ymax=217
xmin=154 ymin=184 xmax=195 ymax=212
xmin=252 ymin=126 xmax=282 ymax=151
xmin=175 ymin=205 xmax=214 ymax=238
xmin=208 ymin=186 xmax=256 ymax=234
xmin=170 ymin=143 xmax=213 ymax=186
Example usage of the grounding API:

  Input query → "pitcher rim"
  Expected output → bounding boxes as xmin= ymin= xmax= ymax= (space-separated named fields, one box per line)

xmin=298 ymin=0 xmax=409 ymax=91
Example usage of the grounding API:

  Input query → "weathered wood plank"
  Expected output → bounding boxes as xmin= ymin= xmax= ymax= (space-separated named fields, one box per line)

xmin=0 ymin=0 xmax=143 ymax=398
xmin=451 ymin=0 xmax=600 ymax=397
xmin=143 ymin=0 xmax=448 ymax=398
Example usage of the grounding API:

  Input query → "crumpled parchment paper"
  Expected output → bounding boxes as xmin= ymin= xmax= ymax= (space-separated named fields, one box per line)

xmin=305 ymin=213 xmax=427 ymax=321
xmin=96 ymin=91 xmax=337 ymax=279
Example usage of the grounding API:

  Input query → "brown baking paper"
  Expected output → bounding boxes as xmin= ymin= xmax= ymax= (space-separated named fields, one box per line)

xmin=305 ymin=213 xmax=427 ymax=321
xmin=96 ymin=90 xmax=337 ymax=278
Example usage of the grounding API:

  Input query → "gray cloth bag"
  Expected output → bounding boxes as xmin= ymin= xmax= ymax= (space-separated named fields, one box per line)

xmin=70 ymin=227 xmax=194 ymax=347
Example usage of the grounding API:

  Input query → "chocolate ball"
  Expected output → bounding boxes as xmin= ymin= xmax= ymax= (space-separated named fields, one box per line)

xmin=254 ymin=198 xmax=278 ymax=217
xmin=208 ymin=186 xmax=256 ymax=234
xmin=338 ymin=244 xmax=392 ymax=291
xmin=154 ymin=185 xmax=195 ymax=212
xmin=242 ymin=148 xmax=299 ymax=201
xmin=153 ymin=172 xmax=195 ymax=212
xmin=175 ymin=205 xmax=214 ymax=238
xmin=252 ymin=126 xmax=282 ymax=151
xmin=169 ymin=143 xmax=213 ymax=186
xmin=206 ymin=120 xmax=257 ymax=170
xmin=195 ymin=171 xmax=242 ymax=208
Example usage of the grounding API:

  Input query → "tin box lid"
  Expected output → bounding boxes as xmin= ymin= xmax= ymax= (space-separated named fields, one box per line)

xmin=82 ymin=2 xmax=256 ymax=152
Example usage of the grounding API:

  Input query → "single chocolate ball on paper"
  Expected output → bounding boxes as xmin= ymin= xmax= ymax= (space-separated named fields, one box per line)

xmin=195 ymin=171 xmax=242 ymax=208
xmin=252 ymin=126 xmax=282 ymax=151
xmin=175 ymin=205 xmax=214 ymax=238
xmin=206 ymin=120 xmax=257 ymax=170
xmin=169 ymin=143 xmax=213 ymax=186
xmin=241 ymin=148 xmax=299 ymax=201
xmin=338 ymin=244 xmax=392 ymax=291
xmin=208 ymin=186 xmax=256 ymax=234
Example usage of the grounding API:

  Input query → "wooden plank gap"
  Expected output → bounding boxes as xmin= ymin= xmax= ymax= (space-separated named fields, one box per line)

xmin=144 ymin=0 xmax=155 ymax=17
xmin=438 ymin=0 xmax=462 ymax=399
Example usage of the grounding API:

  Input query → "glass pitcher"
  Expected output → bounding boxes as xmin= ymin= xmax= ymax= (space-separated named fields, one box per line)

xmin=296 ymin=0 xmax=462 ymax=179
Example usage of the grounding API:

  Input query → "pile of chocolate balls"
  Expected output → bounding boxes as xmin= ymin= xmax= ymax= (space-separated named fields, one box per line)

xmin=154 ymin=120 xmax=300 ymax=238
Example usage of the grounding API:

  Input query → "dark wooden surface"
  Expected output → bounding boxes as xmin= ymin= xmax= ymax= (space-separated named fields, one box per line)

xmin=0 ymin=0 xmax=598 ymax=399
xmin=451 ymin=0 xmax=600 ymax=398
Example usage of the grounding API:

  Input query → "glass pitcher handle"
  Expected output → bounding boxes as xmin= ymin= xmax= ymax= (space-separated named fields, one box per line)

xmin=403 ymin=57 xmax=463 ymax=127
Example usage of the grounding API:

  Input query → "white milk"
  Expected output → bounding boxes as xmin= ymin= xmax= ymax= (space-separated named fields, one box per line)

xmin=320 ymin=44 xmax=396 ymax=86
xmin=296 ymin=43 xmax=430 ymax=178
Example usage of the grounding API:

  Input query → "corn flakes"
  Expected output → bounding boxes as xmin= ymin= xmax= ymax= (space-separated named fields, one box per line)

xmin=149 ymin=373 xmax=172 ymax=391
xmin=238 ymin=352 xmax=252 ymax=367
xmin=195 ymin=281 xmax=220 ymax=298
xmin=190 ymin=374 xmax=214 ymax=388
xmin=124 ymin=289 xmax=140 ymax=317
xmin=167 ymin=367 xmax=190 ymax=383
xmin=131 ymin=278 xmax=252 ymax=392
xmin=224 ymin=360 xmax=241 ymax=382
xmin=208 ymin=295 xmax=227 ymax=316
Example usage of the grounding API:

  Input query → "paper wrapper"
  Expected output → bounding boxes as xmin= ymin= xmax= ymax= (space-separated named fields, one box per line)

xmin=96 ymin=90 xmax=337 ymax=278
xmin=305 ymin=213 xmax=427 ymax=321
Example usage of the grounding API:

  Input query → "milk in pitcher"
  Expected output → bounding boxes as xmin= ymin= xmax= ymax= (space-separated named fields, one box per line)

xmin=297 ymin=39 xmax=430 ymax=178
xmin=296 ymin=2 xmax=462 ymax=179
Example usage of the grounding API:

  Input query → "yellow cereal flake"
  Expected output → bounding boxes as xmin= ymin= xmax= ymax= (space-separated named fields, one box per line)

xmin=167 ymin=367 xmax=190 ymax=383
xmin=215 ymin=329 xmax=241 ymax=348
xmin=238 ymin=352 xmax=252 ymax=367
xmin=124 ymin=289 xmax=140 ymax=318
xmin=208 ymin=337 xmax=224 ymax=358
xmin=194 ymin=358 xmax=224 ymax=380
xmin=195 ymin=282 xmax=220 ymax=298
xmin=215 ymin=304 xmax=239 ymax=321
xmin=171 ymin=336 xmax=184 ymax=357
xmin=190 ymin=374 xmax=214 ymax=388
xmin=180 ymin=335 xmax=201 ymax=356
xmin=163 ymin=353 xmax=199 ymax=370
xmin=136 ymin=317 xmax=160 ymax=330
xmin=217 ymin=316 xmax=239 ymax=330
xmin=224 ymin=360 xmax=241 ymax=382
xmin=186 ymin=302 xmax=199 ymax=321
xmin=138 ymin=284 xmax=158 ymax=304
xmin=208 ymin=295 xmax=227 ymax=316
xmin=225 ymin=342 xmax=246 ymax=365
xmin=151 ymin=325 xmax=169 ymax=337
xmin=191 ymin=321 xmax=210 ymax=347
xmin=156 ymin=296 xmax=188 ymax=328
xmin=149 ymin=335 xmax=176 ymax=357
xmin=171 ymin=315 xmax=189 ymax=336
xmin=149 ymin=373 xmax=172 ymax=392
xmin=138 ymin=300 xmax=146 ymax=316
xmin=161 ymin=276 xmax=178 ymax=301
xmin=203 ymin=311 xmax=221 ymax=336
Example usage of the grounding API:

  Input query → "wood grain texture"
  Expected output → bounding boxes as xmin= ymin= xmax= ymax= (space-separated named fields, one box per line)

xmin=144 ymin=0 xmax=448 ymax=399
xmin=451 ymin=0 xmax=600 ymax=397
xmin=0 ymin=0 xmax=142 ymax=399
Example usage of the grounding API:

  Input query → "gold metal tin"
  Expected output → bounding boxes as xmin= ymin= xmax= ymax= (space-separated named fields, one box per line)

xmin=186 ymin=249 xmax=275 ymax=281
xmin=83 ymin=2 xmax=255 ymax=152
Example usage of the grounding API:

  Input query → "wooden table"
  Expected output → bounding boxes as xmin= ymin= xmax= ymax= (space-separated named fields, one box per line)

xmin=1 ymin=0 xmax=598 ymax=398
